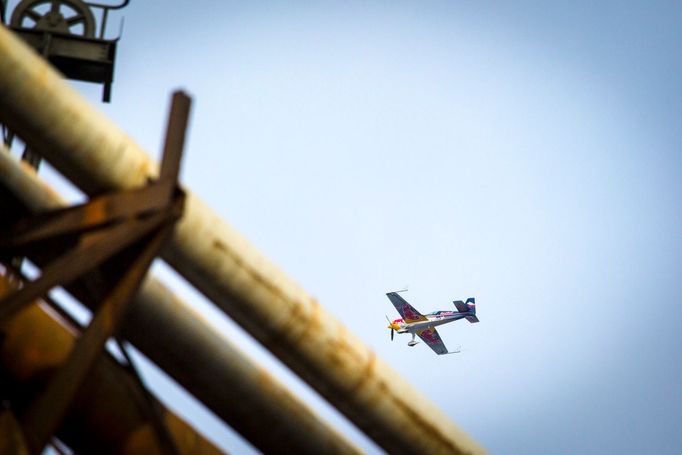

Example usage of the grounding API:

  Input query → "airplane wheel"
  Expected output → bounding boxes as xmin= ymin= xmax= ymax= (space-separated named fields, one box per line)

xmin=11 ymin=0 xmax=96 ymax=38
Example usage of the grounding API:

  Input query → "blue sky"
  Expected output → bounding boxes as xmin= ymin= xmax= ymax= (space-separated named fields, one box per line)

xmin=11 ymin=1 xmax=682 ymax=453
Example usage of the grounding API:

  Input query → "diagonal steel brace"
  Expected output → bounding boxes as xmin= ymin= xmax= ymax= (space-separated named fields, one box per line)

xmin=0 ymin=91 xmax=191 ymax=454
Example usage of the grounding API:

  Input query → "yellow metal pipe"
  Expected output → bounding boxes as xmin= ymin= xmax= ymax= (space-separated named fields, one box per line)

xmin=0 ymin=275 xmax=223 ymax=455
xmin=0 ymin=148 xmax=362 ymax=454
xmin=0 ymin=24 xmax=485 ymax=454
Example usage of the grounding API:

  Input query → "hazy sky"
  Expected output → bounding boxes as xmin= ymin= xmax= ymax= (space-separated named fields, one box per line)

xmin=10 ymin=0 xmax=681 ymax=453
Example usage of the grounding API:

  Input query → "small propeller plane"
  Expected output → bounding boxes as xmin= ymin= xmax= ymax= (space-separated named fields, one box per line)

xmin=385 ymin=291 xmax=478 ymax=355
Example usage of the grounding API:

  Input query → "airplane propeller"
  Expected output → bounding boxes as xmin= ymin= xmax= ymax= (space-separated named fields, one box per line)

xmin=385 ymin=315 xmax=395 ymax=341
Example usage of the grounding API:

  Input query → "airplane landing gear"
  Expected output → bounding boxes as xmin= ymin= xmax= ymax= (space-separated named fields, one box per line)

xmin=407 ymin=333 xmax=419 ymax=347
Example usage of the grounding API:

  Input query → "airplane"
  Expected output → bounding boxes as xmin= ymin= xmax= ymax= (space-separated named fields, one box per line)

xmin=385 ymin=291 xmax=478 ymax=355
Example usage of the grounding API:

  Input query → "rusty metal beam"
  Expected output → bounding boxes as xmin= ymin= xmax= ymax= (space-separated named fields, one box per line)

xmin=159 ymin=91 xmax=191 ymax=184
xmin=10 ymin=92 xmax=188 ymax=452
xmin=0 ymin=181 xmax=175 ymax=249
xmin=0 ymin=211 xmax=166 ymax=323
xmin=0 ymin=148 xmax=362 ymax=454
xmin=18 ymin=215 xmax=177 ymax=453
xmin=0 ymin=275 xmax=223 ymax=455
xmin=0 ymin=24 xmax=485 ymax=454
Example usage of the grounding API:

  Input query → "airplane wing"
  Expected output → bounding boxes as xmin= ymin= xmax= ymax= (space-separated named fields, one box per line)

xmin=416 ymin=327 xmax=449 ymax=355
xmin=386 ymin=292 xmax=428 ymax=323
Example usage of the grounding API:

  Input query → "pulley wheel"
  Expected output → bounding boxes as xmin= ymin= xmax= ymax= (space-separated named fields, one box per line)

xmin=10 ymin=0 xmax=96 ymax=38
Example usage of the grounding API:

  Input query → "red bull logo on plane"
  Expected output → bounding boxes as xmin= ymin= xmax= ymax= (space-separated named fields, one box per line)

xmin=402 ymin=304 xmax=420 ymax=321
xmin=419 ymin=329 xmax=438 ymax=343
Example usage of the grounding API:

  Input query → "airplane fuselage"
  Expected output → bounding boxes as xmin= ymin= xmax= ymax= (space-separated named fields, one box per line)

xmin=391 ymin=311 xmax=468 ymax=334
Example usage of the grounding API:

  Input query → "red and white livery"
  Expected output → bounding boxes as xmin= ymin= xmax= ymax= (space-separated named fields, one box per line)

xmin=385 ymin=291 xmax=478 ymax=355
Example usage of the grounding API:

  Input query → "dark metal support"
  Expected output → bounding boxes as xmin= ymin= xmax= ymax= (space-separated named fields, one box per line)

xmin=2 ymin=261 xmax=182 ymax=455
xmin=49 ymin=439 xmax=70 ymax=455
xmin=8 ymin=0 xmax=131 ymax=102
xmin=0 ymin=211 xmax=168 ymax=323
xmin=0 ymin=91 xmax=190 ymax=454
xmin=20 ymin=217 xmax=178 ymax=453
xmin=2 ymin=125 xmax=14 ymax=148
xmin=0 ymin=273 xmax=224 ymax=454
xmin=0 ymin=180 xmax=174 ymax=251
xmin=160 ymin=91 xmax=191 ymax=184
xmin=20 ymin=145 xmax=41 ymax=170
xmin=115 ymin=338 xmax=181 ymax=455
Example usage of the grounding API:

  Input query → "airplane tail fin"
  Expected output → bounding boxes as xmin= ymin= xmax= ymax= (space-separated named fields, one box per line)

xmin=465 ymin=297 xmax=478 ymax=323
xmin=454 ymin=297 xmax=479 ymax=323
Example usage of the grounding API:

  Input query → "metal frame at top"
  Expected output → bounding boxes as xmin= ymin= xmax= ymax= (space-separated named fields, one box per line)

xmin=4 ymin=0 xmax=132 ymax=102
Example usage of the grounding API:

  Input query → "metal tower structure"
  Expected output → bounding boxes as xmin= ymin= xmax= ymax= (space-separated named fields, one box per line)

xmin=1 ymin=0 xmax=128 ymax=176
xmin=6 ymin=0 xmax=128 ymax=102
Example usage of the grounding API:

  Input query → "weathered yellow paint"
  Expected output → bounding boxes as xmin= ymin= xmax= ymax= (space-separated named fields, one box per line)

xmin=0 ymin=275 xmax=223 ymax=454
